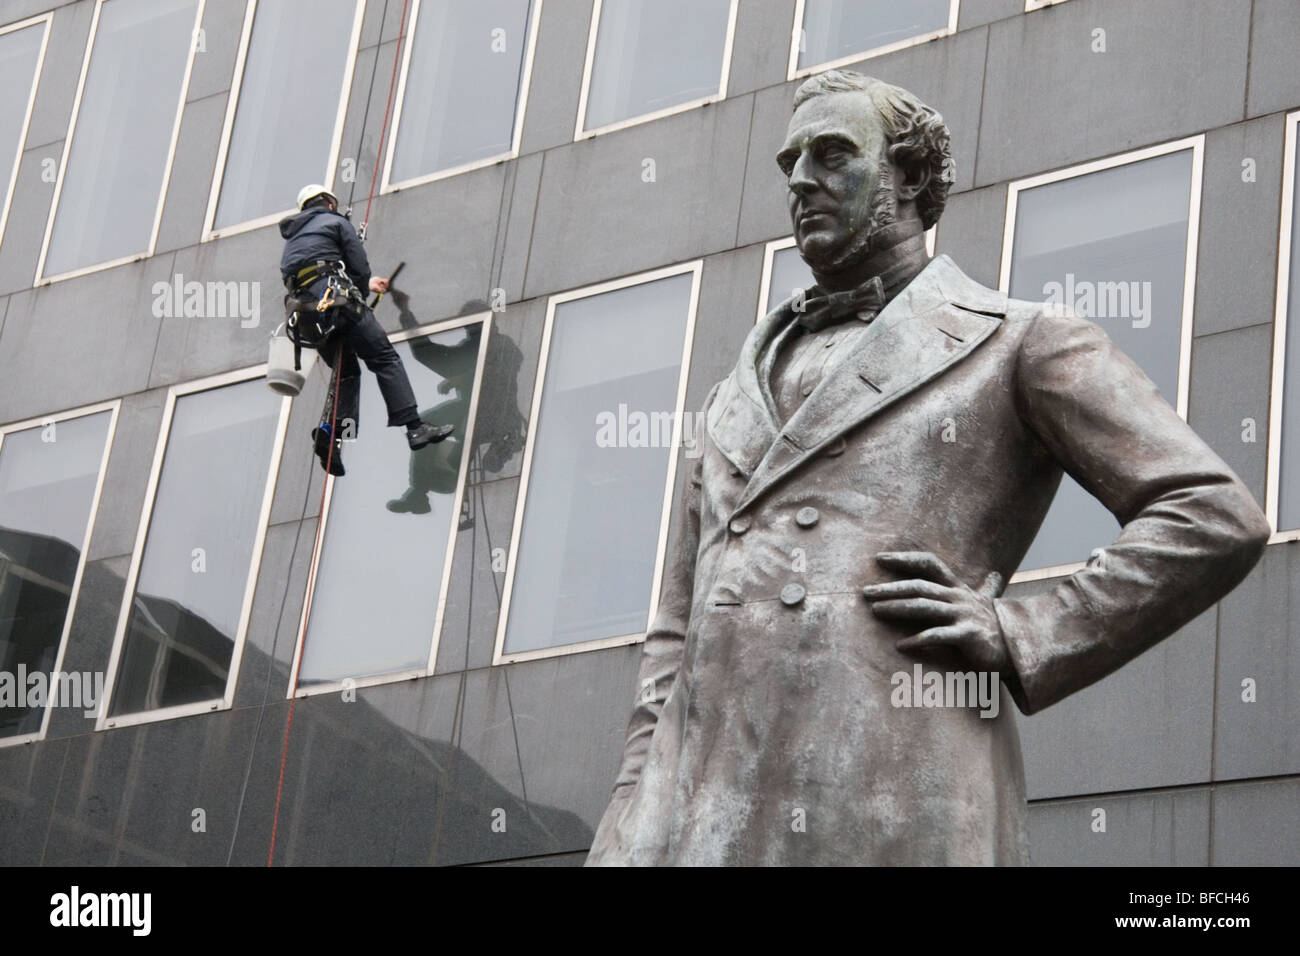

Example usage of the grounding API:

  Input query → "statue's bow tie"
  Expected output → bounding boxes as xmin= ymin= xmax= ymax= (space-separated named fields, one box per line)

xmin=797 ymin=276 xmax=886 ymax=332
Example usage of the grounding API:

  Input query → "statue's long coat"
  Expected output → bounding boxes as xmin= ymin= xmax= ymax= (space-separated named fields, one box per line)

xmin=586 ymin=255 xmax=1269 ymax=866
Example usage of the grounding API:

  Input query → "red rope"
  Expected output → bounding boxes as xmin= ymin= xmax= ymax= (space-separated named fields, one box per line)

xmin=267 ymin=0 xmax=410 ymax=867
xmin=361 ymin=0 xmax=411 ymax=236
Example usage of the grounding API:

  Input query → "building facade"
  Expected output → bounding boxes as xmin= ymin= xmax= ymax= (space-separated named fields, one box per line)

xmin=0 ymin=0 xmax=1297 ymax=865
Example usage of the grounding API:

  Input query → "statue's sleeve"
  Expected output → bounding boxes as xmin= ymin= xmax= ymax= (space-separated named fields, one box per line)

xmin=596 ymin=386 xmax=712 ymax=806
xmin=993 ymin=309 xmax=1271 ymax=715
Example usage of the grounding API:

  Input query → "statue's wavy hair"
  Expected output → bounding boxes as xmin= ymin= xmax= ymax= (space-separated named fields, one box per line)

xmin=792 ymin=71 xmax=955 ymax=230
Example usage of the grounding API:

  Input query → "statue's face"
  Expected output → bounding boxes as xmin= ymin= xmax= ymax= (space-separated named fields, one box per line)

xmin=777 ymin=91 xmax=891 ymax=273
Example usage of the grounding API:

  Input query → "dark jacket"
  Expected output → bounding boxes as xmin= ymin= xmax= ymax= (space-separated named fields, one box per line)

xmin=279 ymin=205 xmax=371 ymax=294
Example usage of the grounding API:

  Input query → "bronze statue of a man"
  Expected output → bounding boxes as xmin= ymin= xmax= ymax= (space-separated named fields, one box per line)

xmin=587 ymin=71 xmax=1271 ymax=866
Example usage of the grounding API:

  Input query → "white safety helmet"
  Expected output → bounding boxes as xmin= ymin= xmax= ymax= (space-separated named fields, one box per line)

xmin=296 ymin=184 xmax=338 ymax=211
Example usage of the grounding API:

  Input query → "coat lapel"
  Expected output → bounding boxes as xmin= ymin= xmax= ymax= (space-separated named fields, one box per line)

xmin=706 ymin=304 xmax=790 ymax=477
xmin=731 ymin=255 xmax=1008 ymax=515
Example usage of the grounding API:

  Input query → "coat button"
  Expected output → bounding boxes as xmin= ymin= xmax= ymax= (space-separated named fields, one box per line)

xmin=795 ymin=506 xmax=819 ymax=528
xmin=729 ymin=516 xmax=751 ymax=535
xmin=824 ymin=437 xmax=846 ymax=457
xmin=780 ymin=583 xmax=806 ymax=607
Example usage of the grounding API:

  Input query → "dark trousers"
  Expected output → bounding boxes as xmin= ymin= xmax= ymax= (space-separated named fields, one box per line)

xmin=316 ymin=305 xmax=419 ymax=433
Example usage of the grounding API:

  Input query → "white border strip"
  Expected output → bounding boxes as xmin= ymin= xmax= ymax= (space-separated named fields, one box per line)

xmin=381 ymin=0 xmax=543 ymax=193
xmin=1025 ymin=0 xmax=1070 ymax=11
xmin=493 ymin=259 xmax=703 ymax=665
xmin=0 ymin=13 xmax=52 ymax=256
xmin=998 ymin=134 xmax=1206 ymax=581
xmin=0 ymin=398 xmax=119 ymax=748
xmin=35 ymin=0 xmax=207 ymax=285
xmin=574 ymin=0 xmax=739 ymax=141
xmin=287 ymin=312 xmax=493 ymax=699
xmin=787 ymin=0 xmax=959 ymax=80
xmin=1266 ymin=111 xmax=1300 ymax=543
xmin=201 ymin=0 xmax=365 ymax=241
xmin=96 ymin=365 xmax=290 ymax=730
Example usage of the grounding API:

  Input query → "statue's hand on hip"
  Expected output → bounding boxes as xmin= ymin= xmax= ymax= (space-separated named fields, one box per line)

xmin=862 ymin=552 xmax=1009 ymax=673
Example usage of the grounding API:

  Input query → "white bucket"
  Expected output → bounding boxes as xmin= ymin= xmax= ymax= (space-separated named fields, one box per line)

xmin=266 ymin=326 xmax=316 ymax=396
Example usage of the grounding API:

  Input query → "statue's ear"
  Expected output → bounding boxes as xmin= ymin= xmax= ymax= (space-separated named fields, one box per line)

xmin=894 ymin=153 xmax=931 ymax=203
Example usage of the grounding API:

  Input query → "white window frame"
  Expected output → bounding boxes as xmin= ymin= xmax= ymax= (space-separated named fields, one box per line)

xmin=287 ymin=312 xmax=493 ymax=699
xmin=97 ymin=366 xmax=290 ymax=730
xmin=201 ymin=0 xmax=365 ymax=241
xmin=756 ymin=229 xmax=937 ymax=321
xmin=0 ymin=13 xmax=52 ymax=255
xmin=998 ymin=135 xmax=1205 ymax=582
xmin=574 ymin=0 xmax=739 ymax=141
xmin=380 ymin=0 xmax=542 ymax=193
xmin=1025 ymin=0 xmax=1070 ymax=11
xmin=787 ymin=0 xmax=959 ymax=81
xmin=0 ymin=398 xmax=119 ymax=748
xmin=1266 ymin=111 xmax=1300 ymax=543
xmin=34 ymin=0 xmax=206 ymax=285
xmin=493 ymin=260 xmax=702 ymax=665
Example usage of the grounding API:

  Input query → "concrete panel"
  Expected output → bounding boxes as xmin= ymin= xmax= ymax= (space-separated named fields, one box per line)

xmin=0 ymin=256 xmax=171 ymax=422
xmin=496 ymin=151 xmax=544 ymax=308
xmin=516 ymin=0 xmax=591 ymax=156
xmin=186 ymin=0 xmax=246 ymax=103
xmin=0 ymin=146 xmax=60 ymax=297
xmin=146 ymin=237 xmax=279 ymax=388
xmin=85 ymin=389 xmax=167 ymax=563
xmin=1246 ymin=0 xmax=1300 ymax=120
xmin=978 ymin=0 xmax=1249 ymax=187
xmin=691 ymin=245 xmax=767 ymax=398
xmin=22 ymin=0 xmax=93 ymax=151
xmin=727 ymin=0 xmax=797 ymax=97
xmin=0 ymin=734 xmax=70 ymax=865
xmin=1213 ymin=543 xmax=1300 ymax=781
xmin=268 ymin=379 xmax=329 ymax=526
xmin=1014 ymin=589 xmax=1217 ymax=800
xmin=1187 ymin=323 xmax=1273 ymax=507
xmin=932 ymin=182 xmax=1008 ymax=289
xmin=1027 ymin=786 xmax=1211 ymax=865
xmin=155 ymin=92 xmax=227 ymax=255
xmin=959 ymin=0 xmax=1028 ymax=31
xmin=1210 ymin=777 xmax=1300 ymax=865
xmin=524 ymin=94 xmax=751 ymax=298
xmin=1194 ymin=115 xmax=1284 ymax=337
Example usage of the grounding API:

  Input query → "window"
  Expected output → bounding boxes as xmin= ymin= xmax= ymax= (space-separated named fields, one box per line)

xmin=757 ymin=230 xmax=938 ymax=321
xmin=576 ymin=0 xmax=737 ymax=138
xmin=0 ymin=403 xmax=116 ymax=745
xmin=204 ymin=0 xmax=363 ymax=239
xmin=37 ymin=0 xmax=203 ymax=283
xmin=497 ymin=263 xmax=700 ymax=662
xmin=291 ymin=317 xmax=490 ymax=696
xmin=1267 ymin=112 xmax=1300 ymax=540
xmin=789 ymin=0 xmax=958 ymax=79
xmin=383 ymin=0 xmax=539 ymax=190
xmin=0 ymin=14 xmax=50 ymax=253
xmin=1000 ymin=138 xmax=1203 ymax=578
xmin=100 ymin=372 xmax=288 ymax=727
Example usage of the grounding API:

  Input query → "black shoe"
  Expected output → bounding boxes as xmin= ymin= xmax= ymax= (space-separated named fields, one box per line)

xmin=407 ymin=421 xmax=455 ymax=450
xmin=311 ymin=426 xmax=345 ymax=477
xmin=386 ymin=488 xmax=431 ymax=514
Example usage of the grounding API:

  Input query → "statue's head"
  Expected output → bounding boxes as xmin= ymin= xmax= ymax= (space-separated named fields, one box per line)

xmin=778 ymin=71 xmax=954 ymax=277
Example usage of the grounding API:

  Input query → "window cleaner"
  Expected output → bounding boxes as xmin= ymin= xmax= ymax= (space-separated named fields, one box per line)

xmin=278 ymin=184 xmax=453 ymax=476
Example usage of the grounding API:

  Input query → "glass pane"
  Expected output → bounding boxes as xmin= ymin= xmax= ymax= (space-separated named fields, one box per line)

xmin=109 ymin=380 xmax=282 ymax=717
xmin=0 ymin=20 xmax=45 ymax=236
xmin=213 ymin=0 xmax=358 ymax=230
xmin=44 ymin=0 xmax=199 ymax=276
xmin=765 ymin=244 xmax=814 ymax=317
xmin=1281 ymin=148 xmax=1300 ymax=532
xmin=389 ymin=0 xmax=532 ymax=184
xmin=584 ymin=0 xmax=731 ymax=131
xmin=0 ymin=412 xmax=111 ymax=738
xmin=504 ymin=273 xmax=693 ymax=654
xmin=1008 ymin=149 xmax=1194 ymax=571
xmin=298 ymin=323 xmax=486 ymax=686
xmin=798 ymin=0 xmax=951 ymax=70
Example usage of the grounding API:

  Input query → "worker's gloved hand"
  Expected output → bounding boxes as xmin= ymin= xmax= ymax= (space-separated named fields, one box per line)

xmin=369 ymin=277 xmax=389 ymax=293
